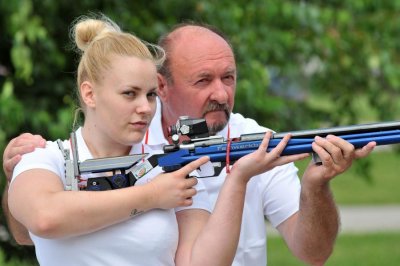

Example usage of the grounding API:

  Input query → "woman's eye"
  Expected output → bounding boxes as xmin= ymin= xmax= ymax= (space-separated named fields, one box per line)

xmin=123 ymin=91 xmax=136 ymax=97
xmin=148 ymin=91 xmax=158 ymax=98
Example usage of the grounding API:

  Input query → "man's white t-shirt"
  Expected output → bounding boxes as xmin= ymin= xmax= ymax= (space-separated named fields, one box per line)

xmin=146 ymin=98 xmax=301 ymax=266
xmin=11 ymin=127 xmax=211 ymax=266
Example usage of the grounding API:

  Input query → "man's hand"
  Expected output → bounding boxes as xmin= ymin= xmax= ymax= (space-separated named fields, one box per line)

xmin=3 ymin=133 xmax=46 ymax=182
xmin=302 ymin=135 xmax=375 ymax=185
xmin=279 ymin=136 xmax=375 ymax=265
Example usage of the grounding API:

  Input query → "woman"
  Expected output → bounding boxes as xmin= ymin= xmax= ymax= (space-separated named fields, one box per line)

xmin=8 ymin=15 xmax=308 ymax=265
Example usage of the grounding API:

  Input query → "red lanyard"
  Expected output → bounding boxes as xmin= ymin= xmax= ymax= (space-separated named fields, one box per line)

xmin=225 ymin=124 xmax=231 ymax=173
xmin=141 ymin=129 xmax=149 ymax=161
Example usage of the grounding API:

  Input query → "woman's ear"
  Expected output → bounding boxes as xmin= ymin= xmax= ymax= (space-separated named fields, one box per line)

xmin=157 ymin=73 xmax=168 ymax=102
xmin=80 ymin=81 xmax=96 ymax=108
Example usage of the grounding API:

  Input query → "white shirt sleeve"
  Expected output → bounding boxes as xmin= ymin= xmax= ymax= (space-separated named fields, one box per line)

xmin=11 ymin=141 xmax=65 ymax=185
xmin=260 ymin=162 xmax=301 ymax=227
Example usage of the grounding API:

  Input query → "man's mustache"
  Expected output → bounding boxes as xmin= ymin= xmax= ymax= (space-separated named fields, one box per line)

xmin=202 ymin=101 xmax=230 ymax=118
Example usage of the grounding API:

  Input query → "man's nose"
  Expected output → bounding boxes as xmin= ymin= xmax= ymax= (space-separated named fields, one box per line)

xmin=209 ymin=80 xmax=229 ymax=104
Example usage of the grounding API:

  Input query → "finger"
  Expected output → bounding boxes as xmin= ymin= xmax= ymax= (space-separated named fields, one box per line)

xmin=4 ymin=155 xmax=22 ymax=182
xmin=326 ymin=135 xmax=355 ymax=160
xmin=184 ymin=187 xmax=197 ymax=199
xmin=182 ymin=198 xmax=194 ymax=207
xmin=185 ymin=176 xmax=198 ymax=188
xmin=354 ymin=141 xmax=376 ymax=159
xmin=314 ymin=136 xmax=343 ymax=164
xmin=9 ymin=144 xmax=38 ymax=160
xmin=269 ymin=134 xmax=292 ymax=157
xmin=177 ymin=156 xmax=210 ymax=176
xmin=4 ymin=134 xmax=45 ymax=161
xmin=258 ymin=131 xmax=273 ymax=151
xmin=17 ymin=133 xmax=46 ymax=144
xmin=276 ymin=153 xmax=309 ymax=165
xmin=266 ymin=153 xmax=309 ymax=170
xmin=311 ymin=140 xmax=334 ymax=167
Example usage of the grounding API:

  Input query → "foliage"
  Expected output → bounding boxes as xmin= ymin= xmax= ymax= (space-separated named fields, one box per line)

xmin=1 ymin=0 xmax=400 ymax=262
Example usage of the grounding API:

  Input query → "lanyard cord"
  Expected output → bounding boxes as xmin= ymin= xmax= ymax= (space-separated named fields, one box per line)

xmin=141 ymin=129 xmax=149 ymax=161
xmin=225 ymin=124 xmax=231 ymax=173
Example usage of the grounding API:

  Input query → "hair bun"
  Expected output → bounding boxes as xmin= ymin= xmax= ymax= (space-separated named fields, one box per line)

xmin=73 ymin=17 xmax=120 ymax=52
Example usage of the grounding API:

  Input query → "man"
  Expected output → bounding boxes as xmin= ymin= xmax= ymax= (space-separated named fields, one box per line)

xmin=3 ymin=23 xmax=375 ymax=265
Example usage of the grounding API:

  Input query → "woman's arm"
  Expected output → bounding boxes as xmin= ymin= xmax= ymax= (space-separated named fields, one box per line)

xmin=8 ymin=162 xmax=202 ymax=239
xmin=8 ymin=169 xmax=158 ymax=238
xmin=174 ymin=133 xmax=309 ymax=266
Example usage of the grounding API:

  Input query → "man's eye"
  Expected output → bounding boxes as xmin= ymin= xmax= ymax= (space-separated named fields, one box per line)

xmin=223 ymin=75 xmax=235 ymax=84
xmin=196 ymin=79 xmax=208 ymax=85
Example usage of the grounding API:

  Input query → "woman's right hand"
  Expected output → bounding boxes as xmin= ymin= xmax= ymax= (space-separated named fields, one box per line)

xmin=147 ymin=156 xmax=210 ymax=209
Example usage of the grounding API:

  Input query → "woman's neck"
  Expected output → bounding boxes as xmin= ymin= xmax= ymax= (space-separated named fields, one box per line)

xmin=81 ymin=126 xmax=132 ymax=158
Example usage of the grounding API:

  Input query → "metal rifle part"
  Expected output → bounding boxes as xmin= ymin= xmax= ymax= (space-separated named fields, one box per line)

xmin=57 ymin=138 xmax=77 ymax=191
xmin=61 ymin=131 xmax=147 ymax=191
xmin=241 ymin=120 xmax=400 ymax=140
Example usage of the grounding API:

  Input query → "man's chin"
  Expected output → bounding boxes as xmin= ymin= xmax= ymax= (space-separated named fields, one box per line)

xmin=205 ymin=118 xmax=228 ymax=135
xmin=203 ymin=111 xmax=230 ymax=134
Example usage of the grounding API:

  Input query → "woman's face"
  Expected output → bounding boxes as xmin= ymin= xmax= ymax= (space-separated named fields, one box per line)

xmin=88 ymin=55 xmax=158 ymax=146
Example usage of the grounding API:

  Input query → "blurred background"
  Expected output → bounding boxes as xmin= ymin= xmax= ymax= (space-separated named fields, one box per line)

xmin=1 ymin=0 xmax=400 ymax=265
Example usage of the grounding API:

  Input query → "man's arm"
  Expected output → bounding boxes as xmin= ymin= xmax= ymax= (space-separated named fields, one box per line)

xmin=277 ymin=136 xmax=375 ymax=266
xmin=2 ymin=184 xmax=33 ymax=245
xmin=2 ymin=133 xmax=46 ymax=245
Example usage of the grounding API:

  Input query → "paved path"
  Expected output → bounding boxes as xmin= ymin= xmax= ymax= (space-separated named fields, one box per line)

xmin=266 ymin=205 xmax=400 ymax=235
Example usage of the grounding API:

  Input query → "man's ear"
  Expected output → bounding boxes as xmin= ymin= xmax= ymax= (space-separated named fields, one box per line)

xmin=80 ymin=81 xmax=96 ymax=108
xmin=157 ymin=73 xmax=168 ymax=102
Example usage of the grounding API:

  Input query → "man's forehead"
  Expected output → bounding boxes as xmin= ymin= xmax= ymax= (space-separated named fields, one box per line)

xmin=170 ymin=26 xmax=233 ymax=57
xmin=171 ymin=40 xmax=235 ymax=70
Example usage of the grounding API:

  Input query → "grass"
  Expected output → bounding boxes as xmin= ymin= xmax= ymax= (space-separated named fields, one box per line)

xmin=268 ymin=232 xmax=400 ymax=266
xmin=294 ymin=149 xmax=400 ymax=205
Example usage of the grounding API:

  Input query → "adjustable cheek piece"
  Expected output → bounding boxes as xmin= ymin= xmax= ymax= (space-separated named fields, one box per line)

xmin=58 ymin=134 xmax=148 ymax=192
xmin=86 ymin=172 xmax=137 ymax=191
xmin=75 ymin=154 xmax=149 ymax=191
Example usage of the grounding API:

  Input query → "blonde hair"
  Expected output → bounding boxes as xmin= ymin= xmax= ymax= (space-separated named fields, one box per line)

xmin=71 ymin=14 xmax=165 ymax=122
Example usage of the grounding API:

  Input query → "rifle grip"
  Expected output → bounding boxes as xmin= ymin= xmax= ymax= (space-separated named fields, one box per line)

xmin=312 ymin=152 xmax=323 ymax=165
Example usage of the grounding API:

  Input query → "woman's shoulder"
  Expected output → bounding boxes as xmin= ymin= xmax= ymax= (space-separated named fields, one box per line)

xmin=13 ymin=138 xmax=68 ymax=179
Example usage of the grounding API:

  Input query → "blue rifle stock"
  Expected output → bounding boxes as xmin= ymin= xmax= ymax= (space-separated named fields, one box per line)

xmin=63 ymin=119 xmax=400 ymax=191
xmin=157 ymin=119 xmax=400 ymax=174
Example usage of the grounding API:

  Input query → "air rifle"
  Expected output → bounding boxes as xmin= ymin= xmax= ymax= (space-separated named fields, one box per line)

xmin=60 ymin=117 xmax=400 ymax=191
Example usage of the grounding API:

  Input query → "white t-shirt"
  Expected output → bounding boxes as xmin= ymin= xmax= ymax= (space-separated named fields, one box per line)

xmin=12 ymin=127 xmax=211 ymax=266
xmin=146 ymin=98 xmax=301 ymax=266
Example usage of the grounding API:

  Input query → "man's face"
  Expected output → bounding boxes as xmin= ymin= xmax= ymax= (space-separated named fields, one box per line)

xmin=159 ymin=28 xmax=236 ymax=135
